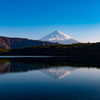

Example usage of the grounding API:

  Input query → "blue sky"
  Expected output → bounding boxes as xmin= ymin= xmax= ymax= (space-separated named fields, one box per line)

xmin=0 ymin=0 xmax=100 ymax=42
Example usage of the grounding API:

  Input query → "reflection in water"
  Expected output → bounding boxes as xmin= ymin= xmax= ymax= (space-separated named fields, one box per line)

xmin=0 ymin=57 xmax=100 ymax=74
xmin=41 ymin=67 xmax=77 ymax=79
xmin=0 ymin=62 xmax=11 ymax=73
xmin=0 ymin=58 xmax=100 ymax=100
xmin=0 ymin=61 xmax=77 ymax=79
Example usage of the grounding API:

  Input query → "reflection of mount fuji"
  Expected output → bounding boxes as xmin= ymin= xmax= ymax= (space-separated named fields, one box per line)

xmin=41 ymin=67 xmax=77 ymax=79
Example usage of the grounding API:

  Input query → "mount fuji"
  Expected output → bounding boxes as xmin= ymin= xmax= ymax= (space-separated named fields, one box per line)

xmin=40 ymin=31 xmax=79 ymax=44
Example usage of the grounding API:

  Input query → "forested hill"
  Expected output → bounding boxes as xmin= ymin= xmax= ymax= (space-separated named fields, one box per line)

xmin=0 ymin=42 xmax=100 ymax=56
xmin=0 ymin=36 xmax=59 ymax=49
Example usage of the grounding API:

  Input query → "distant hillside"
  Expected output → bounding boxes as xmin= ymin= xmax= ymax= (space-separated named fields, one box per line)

xmin=0 ymin=36 xmax=59 ymax=49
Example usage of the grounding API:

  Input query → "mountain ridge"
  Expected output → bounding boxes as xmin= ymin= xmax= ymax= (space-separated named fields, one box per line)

xmin=0 ymin=36 xmax=59 ymax=49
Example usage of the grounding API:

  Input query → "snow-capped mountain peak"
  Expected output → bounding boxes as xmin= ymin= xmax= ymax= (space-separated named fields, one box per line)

xmin=40 ymin=31 xmax=79 ymax=44
xmin=40 ymin=31 xmax=72 ymax=41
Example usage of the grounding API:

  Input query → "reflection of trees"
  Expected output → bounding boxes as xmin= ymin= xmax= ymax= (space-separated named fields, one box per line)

xmin=0 ymin=57 xmax=100 ymax=74
xmin=8 ymin=57 xmax=100 ymax=67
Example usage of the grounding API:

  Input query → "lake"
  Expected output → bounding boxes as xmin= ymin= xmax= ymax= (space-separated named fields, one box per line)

xmin=0 ymin=57 xmax=100 ymax=100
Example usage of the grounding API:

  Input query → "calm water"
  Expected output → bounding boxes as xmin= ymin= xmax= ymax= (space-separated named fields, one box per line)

xmin=0 ymin=57 xmax=100 ymax=100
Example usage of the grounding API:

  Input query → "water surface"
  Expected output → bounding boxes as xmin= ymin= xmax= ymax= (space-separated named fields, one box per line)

xmin=0 ymin=57 xmax=100 ymax=100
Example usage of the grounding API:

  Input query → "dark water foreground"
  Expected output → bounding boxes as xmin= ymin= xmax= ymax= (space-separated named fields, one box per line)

xmin=0 ymin=57 xmax=100 ymax=100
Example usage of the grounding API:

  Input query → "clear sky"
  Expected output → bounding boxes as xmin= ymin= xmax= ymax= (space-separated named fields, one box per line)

xmin=0 ymin=0 xmax=100 ymax=42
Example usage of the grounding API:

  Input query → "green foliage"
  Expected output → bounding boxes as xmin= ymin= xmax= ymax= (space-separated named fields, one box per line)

xmin=0 ymin=42 xmax=100 ymax=56
xmin=0 ymin=49 xmax=11 ymax=53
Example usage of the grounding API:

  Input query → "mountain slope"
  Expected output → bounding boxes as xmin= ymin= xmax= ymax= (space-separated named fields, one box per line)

xmin=40 ymin=31 xmax=79 ymax=44
xmin=0 ymin=36 xmax=59 ymax=49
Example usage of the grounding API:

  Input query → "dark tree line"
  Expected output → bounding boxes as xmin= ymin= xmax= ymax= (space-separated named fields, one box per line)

xmin=0 ymin=42 xmax=100 ymax=56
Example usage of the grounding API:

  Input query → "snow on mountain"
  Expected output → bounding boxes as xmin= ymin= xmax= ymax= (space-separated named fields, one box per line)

xmin=40 ymin=31 xmax=79 ymax=44
xmin=41 ymin=66 xmax=77 ymax=79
